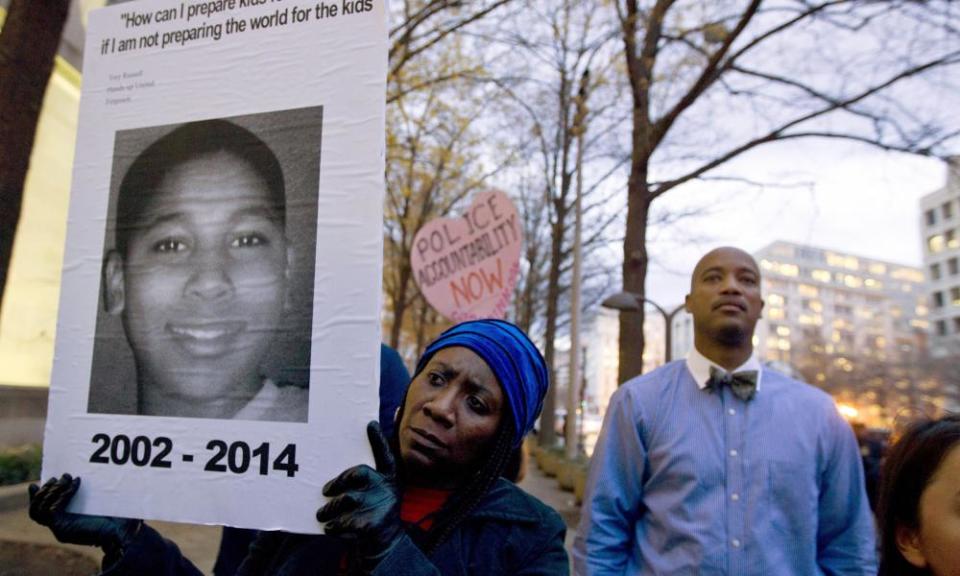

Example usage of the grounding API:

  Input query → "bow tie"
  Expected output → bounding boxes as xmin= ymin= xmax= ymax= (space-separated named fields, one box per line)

xmin=706 ymin=366 xmax=758 ymax=402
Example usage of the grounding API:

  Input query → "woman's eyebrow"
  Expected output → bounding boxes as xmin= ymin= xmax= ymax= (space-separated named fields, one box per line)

xmin=464 ymin=378 xmax=496 ymax=398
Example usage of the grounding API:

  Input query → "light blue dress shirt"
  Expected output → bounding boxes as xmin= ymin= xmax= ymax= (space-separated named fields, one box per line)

xmin=572 ymin=352 xmax=876 ymax=575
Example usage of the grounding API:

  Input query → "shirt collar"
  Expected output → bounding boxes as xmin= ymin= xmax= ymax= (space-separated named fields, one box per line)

xmin=232 ymin=378 xmax=278 ymax=421
xmin=686 ymin=346 xmax=763 ymax=391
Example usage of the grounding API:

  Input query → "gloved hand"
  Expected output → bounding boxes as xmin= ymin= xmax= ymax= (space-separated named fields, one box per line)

xmin=28 ymin=474 xmax=142 ymax=553
xmin=317 ymin=421 xmax=403 ymax=571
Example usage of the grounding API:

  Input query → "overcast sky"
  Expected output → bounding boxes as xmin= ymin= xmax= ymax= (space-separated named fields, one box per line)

xmin=638 ymin=139 xmax=949 ymax=309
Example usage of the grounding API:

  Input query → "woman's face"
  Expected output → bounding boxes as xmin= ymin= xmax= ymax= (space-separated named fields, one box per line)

xmin=900 ymin=443 xmax=960 ymax=576
xmin=398 ymin=347 xmax=504 ymax=489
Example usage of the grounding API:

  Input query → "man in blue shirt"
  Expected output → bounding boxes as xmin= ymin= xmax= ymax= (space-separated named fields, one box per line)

xmin=573 ymin=247 xmax=876 ymax=575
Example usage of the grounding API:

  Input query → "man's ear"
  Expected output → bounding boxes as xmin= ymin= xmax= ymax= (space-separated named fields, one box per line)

xmin=103 ymin=251 xmax=126 ymax=315
xmin=896 ymin=524 xmax=928 ymax=569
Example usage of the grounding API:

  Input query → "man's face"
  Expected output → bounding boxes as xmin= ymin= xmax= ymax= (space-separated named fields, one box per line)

xmin=105 ymin=151 xmax=290 ymax=403
xmin=685 ymin=248 xmax=764 ymax=347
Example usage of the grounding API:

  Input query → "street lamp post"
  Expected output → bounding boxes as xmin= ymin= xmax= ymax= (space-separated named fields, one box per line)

xmin=601 ymin=292 xmax=685 ymax=363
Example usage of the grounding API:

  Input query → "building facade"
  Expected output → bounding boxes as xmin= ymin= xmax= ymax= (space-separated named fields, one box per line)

xmin=753 ymin=241 xmax=950 ymax=426
xmin=920 ymin=157 xmax=960 ymax=356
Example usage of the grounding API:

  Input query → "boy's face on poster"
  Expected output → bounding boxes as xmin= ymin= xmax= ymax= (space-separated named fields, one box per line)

xmin=105 ymin=150 xmax=290 ymax=404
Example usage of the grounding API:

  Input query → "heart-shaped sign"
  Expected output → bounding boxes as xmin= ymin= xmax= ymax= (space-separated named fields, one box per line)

xmin=411 ymin=190 xmax=523 ymax=322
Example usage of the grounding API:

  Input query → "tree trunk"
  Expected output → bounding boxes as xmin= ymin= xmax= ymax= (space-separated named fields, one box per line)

xmin=618 ymin=179 xmax=650 ymax=384
xmin=0 ymin=0 xmax=70 ymax=308
xmin=388 ymin=260 xmax=413 ymax=349
xmin=616 ymin=0 xmax=657 ymax=384
xmin=414 ymin=298 xmax=430 ymax=354
xmin=538 ymin=209 xmax=567 ymax=447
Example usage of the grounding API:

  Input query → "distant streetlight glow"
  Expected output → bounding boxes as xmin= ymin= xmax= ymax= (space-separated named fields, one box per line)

xmin=836 ymin=402 xmax=860 ymax=421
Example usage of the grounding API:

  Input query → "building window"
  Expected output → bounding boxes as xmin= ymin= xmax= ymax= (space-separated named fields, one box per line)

xmin=944 ymin=201 xmax=954 ymax=220
xmin=934 ymin=291 xmax=945 ymax=307
xmin=811 ymin=269 xmax=832 ymax=283
xmin=954 ymin=317 xmax=960 ymax=333
xmin=949 ymin=229 xmax=959 ymax=249
xmin=950 ymin=258 xmax=959 ymax=276
xmin=952 ymin=286 xmax=960 ymax=305
xmin=937 ymin=320 xmax=947 ymax=336
xmin=926 ymin=209 xmax=937 ymax=226
xmin=928 ymin=234 xmax=945 ymax=253
xmin=835 ymin=304 xmax=853 ymax=316
xmin=931 ymin=263 xmax=942 ymax=280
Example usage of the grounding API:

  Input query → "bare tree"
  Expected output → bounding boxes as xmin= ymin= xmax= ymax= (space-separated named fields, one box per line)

xmin=0 ymin=0 xmax=70 ymax=307
xmin=483 ymin=0 xmax=629 ymax=445
xmin=614 ymin=0 xmax=960 ymax=382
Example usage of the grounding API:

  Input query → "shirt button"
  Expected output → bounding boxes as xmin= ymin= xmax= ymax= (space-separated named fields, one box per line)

xmin=729 ymin=449 xmax=738 ymax=457
xmin=731 ymin=493 xmax=740 ymax=501
xmin=732 ymin=539 xmax=741 ymax=548
xmin=728 ymin=408 xmax=736 ymax=415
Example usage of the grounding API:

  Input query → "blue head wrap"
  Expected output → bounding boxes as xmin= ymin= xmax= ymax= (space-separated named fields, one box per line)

xmin=414 ymin=319 xmax=549 ymax=447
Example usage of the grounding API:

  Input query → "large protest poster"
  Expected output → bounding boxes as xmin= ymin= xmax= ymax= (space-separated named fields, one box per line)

xmin=41 ymin=0 xmax=386 ymax=533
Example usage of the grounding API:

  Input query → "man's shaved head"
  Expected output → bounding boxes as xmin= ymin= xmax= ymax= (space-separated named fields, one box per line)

xmin=690 ymin=247 xmax=760 ymax=291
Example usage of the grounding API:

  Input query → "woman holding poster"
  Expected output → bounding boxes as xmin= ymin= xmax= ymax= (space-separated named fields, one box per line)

xmin=29 ymin=319 xmax=569 ymax=575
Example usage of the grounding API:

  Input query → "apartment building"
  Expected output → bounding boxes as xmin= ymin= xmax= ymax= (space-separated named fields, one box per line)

xmin=753 ymin=241 xmax=944 ymax=425
xmin=920 ymin=157 xmax=960 ymax=356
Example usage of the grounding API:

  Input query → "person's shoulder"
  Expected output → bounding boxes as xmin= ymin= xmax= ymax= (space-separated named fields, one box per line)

xmin=763 ymin=368 xmax=830 ymax=400
xmin=762 ymin=368 xmax=839 ymax=416
xmin=615 ymin=360 xmax=689 ymax=400
xmin=268 ymin=383 xmax=309 ymax=422
xmin=472 ymin=478 xmax=565 ymax=530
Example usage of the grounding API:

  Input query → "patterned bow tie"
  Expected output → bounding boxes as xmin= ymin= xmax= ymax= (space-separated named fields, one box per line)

xmin=706 ymin=366 xmax=758 ymax=402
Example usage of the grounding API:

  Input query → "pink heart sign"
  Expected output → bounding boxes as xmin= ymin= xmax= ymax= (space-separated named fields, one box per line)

xmin=411 ymin=190 xmax=523 ymax=322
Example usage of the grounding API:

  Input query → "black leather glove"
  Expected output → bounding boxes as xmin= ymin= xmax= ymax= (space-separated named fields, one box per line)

xmin=28 ymin=474 xmax=142 ymax=553
xmin=317 ymin=421 xmax=403 ymax=571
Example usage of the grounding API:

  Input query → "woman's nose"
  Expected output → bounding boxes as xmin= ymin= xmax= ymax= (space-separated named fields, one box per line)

xmin=423 ymin=388 xmax=456 ymax=428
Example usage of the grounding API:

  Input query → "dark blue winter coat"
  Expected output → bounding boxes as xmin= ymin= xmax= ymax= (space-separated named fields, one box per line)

xmin=101 ymin=478 xmax=568 ymax=575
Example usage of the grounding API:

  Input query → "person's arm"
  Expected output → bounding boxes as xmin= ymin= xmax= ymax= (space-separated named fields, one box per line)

xmin=28 ymin=474 xmax=203 ymax=576
xmin=99 ymin=524 xmax=204 ymax=576
xmin=815 ymin=410 xmax=878 ymax=575
xmin=572 ymin=387 xmax=646 ymax=575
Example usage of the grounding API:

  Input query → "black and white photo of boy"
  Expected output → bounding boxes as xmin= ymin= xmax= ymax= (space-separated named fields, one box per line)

xmin=87 ymin=108 xmax=322 ymax=422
